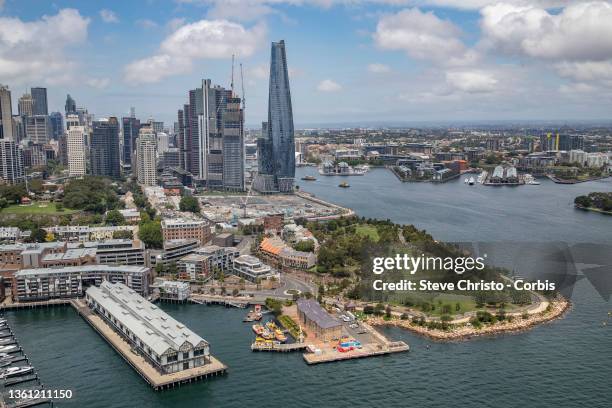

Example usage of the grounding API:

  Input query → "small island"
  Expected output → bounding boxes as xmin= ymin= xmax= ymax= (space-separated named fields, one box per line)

xmin=574 ymin=192 xmax=612 ymax=215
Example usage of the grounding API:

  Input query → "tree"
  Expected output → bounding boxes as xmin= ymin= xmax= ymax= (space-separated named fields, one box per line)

xmin=0 ymin=184 xmax=27 ymax=204
xmin=385 ymin=305 xmax=392 ymax=318
xmin=112 ymin=230 xmax=133 ymax=239
xmin=574 ymin=195 xmax=592 ymax=208
xmin=105 ymin=209 xmax=126 ymax=226
xmin=179 ymin=196 xmax=200 ymax=213
xmin=294 ymin=240 xmax=315 ymax=252
xmin=29 ymin=228 xmax=47 ymax=243
xmin=139 ymin=221 xmax=163 ymax=249
xmin=232 ymin=288 xmax=239 ymax=297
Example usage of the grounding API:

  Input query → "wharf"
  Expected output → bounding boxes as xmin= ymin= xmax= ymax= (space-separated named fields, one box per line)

xmin=251 ymin=342 xmax=307 ymax=352
xmin=0 ymin=300 xmax=69 ymax=311
xmin=70 ymin=299 xmax=227 ymax=391
xmin=303 ymin=341 xmax=409 ymax=365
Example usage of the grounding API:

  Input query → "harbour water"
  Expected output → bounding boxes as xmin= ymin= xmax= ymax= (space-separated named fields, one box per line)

xmin=5 ymin=168 xmax=612 ymax=408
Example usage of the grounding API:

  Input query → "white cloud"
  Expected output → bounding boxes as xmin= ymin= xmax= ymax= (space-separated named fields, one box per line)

xmin=446 ymin=70 xmax=498 ymax=93
xmin=167 ymin=17 xmax=187 ymax=31
xmin=367 ymin=63 xmax=391 ymax=73
xmin=136 ymin=19 xmax=158 ymax=29
xmin=124 ymin=19 xmax=266 ymax=83
xmin=86 ymin=77 xmax=111 ymax=89
xmin=481 ymin=2 xmax=612 ymax=61
xmin=100 ymin=9 xmax=119 ymax=24
xmin=373 ymin=8 xmax=472 ymax=64
xmin=317 ymin=79 xmax=342 ymax=92
xmin=0 ymin=9 xmax=90 ymax=84
xmin=556 ymin=60 xmax=612 ymax=82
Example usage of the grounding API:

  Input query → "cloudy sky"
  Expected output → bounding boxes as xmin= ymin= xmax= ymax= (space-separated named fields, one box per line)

xmin=2 ymin=0 xmax=612 ymax=125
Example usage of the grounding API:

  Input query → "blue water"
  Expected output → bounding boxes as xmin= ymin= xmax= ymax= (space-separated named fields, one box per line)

xmin=4 ymin=167 xmax=611 ymax=407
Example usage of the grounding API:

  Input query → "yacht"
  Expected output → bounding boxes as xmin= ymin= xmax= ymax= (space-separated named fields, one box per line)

xmin=0 ymin=345 xmax=18 ymax=353
xmin=524 ymin=174 xmax=540 ymax=185
xmin=339 ymin=181 xmax=350 ymax=188
xmin=468 ymin=177 xmax=475 ymax=185
xmin=0 ymin=366 xmax=33 ymax=378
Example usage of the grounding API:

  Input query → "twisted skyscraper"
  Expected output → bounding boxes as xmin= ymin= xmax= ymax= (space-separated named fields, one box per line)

xmin=255 ymin=40 xmax=295 ymax=193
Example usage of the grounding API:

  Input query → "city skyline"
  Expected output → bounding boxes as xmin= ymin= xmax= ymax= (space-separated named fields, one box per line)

xmin=2 ymin=1 xmax=612 ymax=125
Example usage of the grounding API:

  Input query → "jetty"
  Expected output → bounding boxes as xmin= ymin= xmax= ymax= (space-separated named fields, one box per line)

xmin=70 ymin=299 xmax=227 ymax=391
xmin=303 ymin=340 xmax=409 ymax=365
xmin=251 ymin=342 xmax=307 ymax=352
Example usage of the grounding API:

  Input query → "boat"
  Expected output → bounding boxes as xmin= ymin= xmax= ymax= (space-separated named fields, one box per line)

xmin=464 ymin=177 xmax=469 ymax=184
xmin=0 ymin=345 xmax=18 ymax=353
xmin=243 ymin=310 xmax=263 ymax=322
xmin=301 ymin=175 xmax=317 ymax=181
xmin=339 ymin=181 xmax=350 ymax=188
xmin=252 ymin=324 xmax=265 ymax=336
xmin=274 ymin=330 xmax=287 ymax=343
xmin=0 ymin=366 xmax=33 ymax=378
xmin=524 ymin=174 xmax=540 ymax=185
xmin=468 ymin=177 xmax=475 ymax=185
xmin=0 ymin=339 xmax=14 ymax=346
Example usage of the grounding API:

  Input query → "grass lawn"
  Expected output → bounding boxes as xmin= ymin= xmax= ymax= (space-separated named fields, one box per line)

xmin=1 ymin=202 xmax=78 ymax=215
xmin=355 ymin=224 xmax=380 ymax=242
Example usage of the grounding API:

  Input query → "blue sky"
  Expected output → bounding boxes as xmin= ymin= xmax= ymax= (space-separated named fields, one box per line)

xmin=2 ymin=0 xmax=612 ymax=126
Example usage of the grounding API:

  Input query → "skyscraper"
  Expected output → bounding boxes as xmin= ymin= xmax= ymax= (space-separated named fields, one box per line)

xmin=18 ymin=93 xmax=33 ymax=117
xmin=49 ymin=112 xmax=64 ymax=140
xmin=122 ymin=116 xmax=140 ymax=166
xmin=177 ymin=79 xmax=244 ymax=190
xmin=0 ymin=85 xmax=15 ymax=141
xmin=0 ymin=139 xmax=24 ymax=184
xmin=31 ymin=87 xmax=48 ymax=116
xmin=67 ymin=126 xmax=87 ymax=176
xmin=255 ymin=40 xmax=295 ymax=193
xmin=91 ymin=117 xmax=121 ymax=178
xmin=25 ymin=115 xmax=51 ymax=144
xmin=65 ymin=94 xmax=76 ymax=115
xmin=136 ymin=127 xmax=157 ymax=186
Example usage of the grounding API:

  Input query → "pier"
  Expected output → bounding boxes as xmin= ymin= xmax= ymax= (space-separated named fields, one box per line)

xmin=70 ymin=299 xmax=227 ymax=391
xmin=251 ymin=342 xmax=307 ymax=352
xmin=303 ymin=341 xmax=409 ymax=365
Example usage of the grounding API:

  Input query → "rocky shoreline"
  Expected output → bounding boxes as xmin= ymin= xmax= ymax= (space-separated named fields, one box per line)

xmin=368 ymin=298 xmax=571 ymax=341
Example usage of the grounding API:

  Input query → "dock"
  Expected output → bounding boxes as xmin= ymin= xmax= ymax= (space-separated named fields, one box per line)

xmin=303 ymin=341 xmax=409 ymax=365
xmin=251 ymin=342 xmax=307 ymax=352
xmin=70 ymin=299 xmax=227 ymax=391
xmin=0 ymin=299 xmax=69 ymax=311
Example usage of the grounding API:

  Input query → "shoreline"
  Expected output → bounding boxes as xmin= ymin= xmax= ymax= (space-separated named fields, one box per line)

xmin=368 ymin=298 xmax=571 ymax=341
xmin=575 ymin=205 xmax=612 ymax=216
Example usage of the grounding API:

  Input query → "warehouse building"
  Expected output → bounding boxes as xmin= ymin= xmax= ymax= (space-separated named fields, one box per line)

xmin=86 ymin=282 xmax=210 ymax=374
xmin=296 ymin=298 xmax=342 ymax=341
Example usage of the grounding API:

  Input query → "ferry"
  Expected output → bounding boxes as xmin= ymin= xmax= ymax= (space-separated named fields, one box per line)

xmin=301 ymin=175 xmax=317 ymax=181
xmin=339 ymin=181 xmax=350 ymax=188
xmin=524 ymin=174 xmax=540 ymax=185
xmin=0 ymin=366 xmax=33 ymax=378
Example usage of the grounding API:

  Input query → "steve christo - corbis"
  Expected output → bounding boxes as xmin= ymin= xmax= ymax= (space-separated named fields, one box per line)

xmin=371 ymin=254 xmax=557 ymax=292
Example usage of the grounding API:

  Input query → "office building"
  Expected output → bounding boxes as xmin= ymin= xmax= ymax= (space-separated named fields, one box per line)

xmin=157 ymin=280 xmax=191 ymax=302
xmin=65 ymin=94 xmax=76 ymax=115
xmin=91 ymin=117 xmax=121 ymax=178
xmin=232 ymin=255 xmax=276 ymax=283
xmin=157 ymin=132 xmax=170 ymax=155
xmin=136 ymin=127 xmax=158 ymax=186
xmin=30 ymin=87 xmax=48 ymax=116
xmin=255 ymin=40 xmax=295 ymax=193
xmin=18 ymin=93 xmax=34 ymax=117
xmin=86 ymin=281 xmax=211 ymax=374
xmin=0 ymin=139 xmax=25 ymax=184
xmin=0 ymin=85 xmax=15 ymax=140
xmin=177 ymin=80 xmax=244 ymax=190
xmin=49 ymin=112 xmax=64 ymax=140
xmin=66 ymin=126 xmax=87 ymax=176
xmin=122 ymin=116 xmax=140 ymax=166
xmin=25 ymin=115 xmax=51 ymax=144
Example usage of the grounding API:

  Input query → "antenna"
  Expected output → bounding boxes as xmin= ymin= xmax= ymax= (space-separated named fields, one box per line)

xmin=240 ymin=63 xmax=246 ymax=112
xmin=231 ymin=54 xmax=235 ymax=94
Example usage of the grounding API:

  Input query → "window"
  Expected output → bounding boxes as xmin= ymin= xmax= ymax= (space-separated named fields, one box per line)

xmin=167 ymin=353 xmax=178 ymax=363
xmin=183 ymin=352 xmax=189 ymax=359
xmin=183 ymin=362 xmax=189 ymax=370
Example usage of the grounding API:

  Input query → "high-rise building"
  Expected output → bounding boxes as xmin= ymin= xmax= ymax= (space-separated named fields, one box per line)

xmin=136 ymin=127 xmax=157 ymax=186
xmin=66 ymin=114 xmax=80 ymax=130
xmin=122 ymin=116 xmax=140 ymax=167
xmin=49 ymin=112 xmax=64 ymax=140
xmin=31 ymin=87 xmax=48 ymax=116
xmin=65 ymin=94 xmax=76 ymax=115
xmin=91 ymin=117 xmax=121 ymax=178
xmin=25 ymin=115 xmax=51 ymax=144
xmin=0 ymin=139 xmax=24 ymax=184
xmin=67 ymin=126 xmax=87 ymax=176
xmin=177 ymin=80 xmax=244 ymax=190
xmin=0 ymin=84 xmax=15 ymax=141
xmin=157 ymin=132 xmax=170 ymax=155
xmin=539 ymin=133 xmax=585 ymax=152
xmin=18 ymin=93 xmax=34 ymax=117
xmin=222 ymin=95 xmax=245 ymax=191
xmin=255 ymin=40 xmax=295 ymax=193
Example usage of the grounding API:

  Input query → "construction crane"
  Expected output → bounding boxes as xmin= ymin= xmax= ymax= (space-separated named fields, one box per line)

xmin=240 ymin=63 xmax=246 ymax=112
xmin=239 ymin=62 xmax=251 ymax=218
xmin=230 ymin=54 xmax=235 ymax=94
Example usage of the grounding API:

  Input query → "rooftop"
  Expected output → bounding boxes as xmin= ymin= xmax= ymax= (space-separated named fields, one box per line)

xmin=87 ymin=282 xmax=207 ymax=356
xmin=297 ymin=298 xmax=342 ymax=330
xmin=16 ymin=264 xmax=149 ymax=277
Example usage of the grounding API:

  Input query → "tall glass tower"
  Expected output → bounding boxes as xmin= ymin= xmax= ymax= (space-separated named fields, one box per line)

xmin=256 ymin=40 xmax=295 ymax=193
